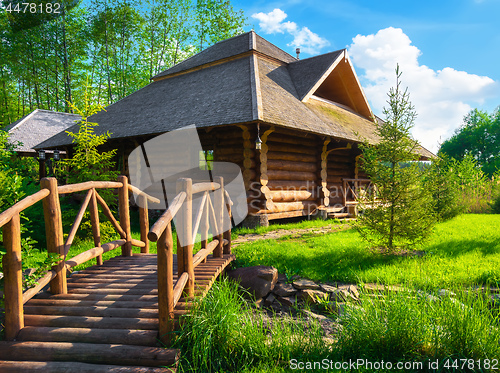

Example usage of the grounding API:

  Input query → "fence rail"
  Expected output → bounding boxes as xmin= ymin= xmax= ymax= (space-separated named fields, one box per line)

xmin=1 ymin=175 xmax=232 ymax=344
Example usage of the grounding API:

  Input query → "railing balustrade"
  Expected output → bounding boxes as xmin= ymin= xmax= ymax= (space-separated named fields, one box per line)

xmin=0 ymin=175 xmax=232 ymax=345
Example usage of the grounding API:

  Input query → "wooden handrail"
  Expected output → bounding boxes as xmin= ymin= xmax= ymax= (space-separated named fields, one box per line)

xmin=23 ymin=270 xmax=57 ymax=304
xmin=191 ymin=191 xmax=208 ymax=244
xmin=0 ymin=189 xmax=50 ymax=229
xmin=192 ymin=240 xmax=219 ymax=268
xmin=191 ymin=182 xmax=220 ymax=195
xmin=65 ymin=239 xmax=126 ymax=269
xmin=63 ymin=189 xmax=93 ymax=255
xmin=173 ymin=272 xmax=189 ymax=307
xmin=94 ymin=190 xmax=126 ymax=238
xmin=128 ymin=184 xmax=161 ymax=204
xmin=148 ymin=191 xmax=186 ymax=242
xmin=57 ymin=181 xmax=123 ymax=194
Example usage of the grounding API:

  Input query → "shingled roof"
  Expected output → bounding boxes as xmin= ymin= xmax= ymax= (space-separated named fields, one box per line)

xmin=35 ymin=31 xmax=434 ymax=159
xmin=4 ymin=109 xmax=80 ymax=154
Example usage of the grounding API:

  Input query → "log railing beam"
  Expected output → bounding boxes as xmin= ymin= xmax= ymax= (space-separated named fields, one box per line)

xmin=118 ymin=176 xmax=132 ymax=257
xmin=157 ymin=222 xmax=174 ymax=345
xmin=2 ymin=213 xmax=24 ymax=340
xmin=41 ymin=177 xmax=67 ymax=295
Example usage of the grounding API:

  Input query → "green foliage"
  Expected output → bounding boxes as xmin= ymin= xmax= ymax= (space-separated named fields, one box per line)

xmin=425 ymin=155 xmax=465 ymax=221
xmin=59 ymin=90 xmax=117 ymax=185
xmin=357 ymin=66 xmax=435 ymax=250
xmin=0 ymin=0 xmax=246 ymax=123
xmin=440 ymin=106 xmax=500 ymax=177
xmin=234 ymin=214 xmax=500 ymax=289
xmin=175 ymin=278 xmax=329 ymax=372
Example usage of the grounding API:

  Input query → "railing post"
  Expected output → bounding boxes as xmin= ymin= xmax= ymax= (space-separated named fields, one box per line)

xmin=2 ymin=213 xmax=24 ymax=340
xmin=223 ymin=192 xmax=232 ymax=255
xmin=118 ymin=175 xmax=132 ymax=257
xmin=177 ymin=178 xmax=194 ymax=297
xmin=342 ymin=179 xmax=347 ymax=207
xmin=200 ymin=191 xmax=209 ymax=264
xmin=213 ymin=176 xmax=224 ymax=258
xmin=139 ymin=195 xmax=149 ymax=254
xmin=89 ymin=189 xmax=102 ymax=265
xmin=41 ymin=177 xmax=67 ymax=294
xmin=157 ymin=221 xmax=174 ymax=345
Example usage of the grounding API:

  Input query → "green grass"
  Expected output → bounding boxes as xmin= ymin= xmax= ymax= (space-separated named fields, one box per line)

xmin=174 ymin=278 xmax=330 ymax=373
xmin=234 ymin=214 xmax=500 ymax=289
xmin=175 ymin=277 xmax=500 ymax=373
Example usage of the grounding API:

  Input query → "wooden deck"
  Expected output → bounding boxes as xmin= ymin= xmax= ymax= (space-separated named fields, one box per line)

xmin=0 ymin=253 xmax=235 ymax=372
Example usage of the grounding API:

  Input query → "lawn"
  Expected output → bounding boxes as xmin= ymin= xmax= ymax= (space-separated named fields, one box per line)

xmin=234 ymin=214 xmax=500 ymax=289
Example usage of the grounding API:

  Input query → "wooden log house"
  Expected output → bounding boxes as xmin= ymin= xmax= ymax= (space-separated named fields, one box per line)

xmin=35 ymin=31 xmax=433 ymax=225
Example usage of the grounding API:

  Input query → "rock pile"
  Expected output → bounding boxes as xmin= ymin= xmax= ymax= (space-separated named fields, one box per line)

xmin=227 ymin=266 xmax=361 ymax=317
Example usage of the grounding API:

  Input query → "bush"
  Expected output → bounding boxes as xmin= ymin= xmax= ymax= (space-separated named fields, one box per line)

xmin=426 ymin=156 xmax=466 ymax=221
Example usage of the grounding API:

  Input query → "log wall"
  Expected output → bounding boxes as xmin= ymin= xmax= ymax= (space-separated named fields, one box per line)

xmin=204 ymin=124 xmax=363 ymax=221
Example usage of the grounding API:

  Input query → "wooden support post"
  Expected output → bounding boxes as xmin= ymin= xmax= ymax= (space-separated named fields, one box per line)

xmin=200 ymin=192 xmax=209 ymax=264
xmin=177 ymin=178 xmax=194 ymax=298
xmin=2 ymin=213 xmax=24 ymax=340
xmin=223 ymin=193 xmax=232 ymax=255
xmin=118 ymin=175 xmax=132 ymax=257
xmin=41 ymin=177 xmax=67 ymax=295
xmin=213 ymin=176 xmax=224 ymax=258
xmin=138 ymin=195 xmax=149 ymax=254
xmin=157 ymin=222 xmax=174 ymax=345
xmin=88 ymin=189 xmax=102 ymax=265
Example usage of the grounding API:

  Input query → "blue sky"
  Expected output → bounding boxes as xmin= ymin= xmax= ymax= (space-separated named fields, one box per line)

xmin=233 ymin=0 xmax=500 ymax=152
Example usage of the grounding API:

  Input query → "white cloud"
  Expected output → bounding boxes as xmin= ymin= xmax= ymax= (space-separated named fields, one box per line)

xmin=348 ymin=27 xmax=497 ymax=153
xmin=252 ymin=8 xmax=329 ymax=55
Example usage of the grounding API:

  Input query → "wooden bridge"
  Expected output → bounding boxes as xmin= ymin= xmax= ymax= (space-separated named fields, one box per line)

xmin=0 ymin=176 xmax=234 ymax=372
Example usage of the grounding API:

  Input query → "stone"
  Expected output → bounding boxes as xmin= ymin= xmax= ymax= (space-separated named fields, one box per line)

xmin=299 ymin=289 xmax=327 ymax=304
xmin=331 ymin=289 xmax=355 ymax=303
xmin=277 ymin=296 xmax=296 ymax=307
xmin=227 ymin=266 xmax=278 ymax=299
xmin=302 ymin=309 xmax=329 ymax=322
xmin=277 ymin=273 xmax=287 ymax=283
xmin=320 ymin=284 xmax=338 ymax=293
xmin=293 ymin=279 xmax=321 ymax=290
xmin=348 ymin=285 xmax=360 ymax=300
xmin=273 ymin=282 xmax=297 ymax=297
xmin=438 ymin=289 xmax=456 ymax=297
xmin=264 ymin=293 xmax=276 ymax=307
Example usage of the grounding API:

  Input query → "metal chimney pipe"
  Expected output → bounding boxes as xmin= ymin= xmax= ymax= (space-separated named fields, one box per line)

xmin=296 ymin=48 xmax=300 ymax=59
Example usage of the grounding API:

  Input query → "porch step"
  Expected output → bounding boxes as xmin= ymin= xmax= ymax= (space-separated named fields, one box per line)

xmin=0 ymin=361 xmax=175 ymax=373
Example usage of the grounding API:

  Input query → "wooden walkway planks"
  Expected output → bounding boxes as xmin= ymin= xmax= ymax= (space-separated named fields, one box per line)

xmin=0 ymin=253 xmax=235 ymax=372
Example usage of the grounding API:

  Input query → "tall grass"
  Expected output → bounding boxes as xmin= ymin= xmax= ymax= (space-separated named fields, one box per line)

xmin=337 ymin=287 xmax=500 ymax=366
xmin=174 ymin=278 xmax=330 ymax=372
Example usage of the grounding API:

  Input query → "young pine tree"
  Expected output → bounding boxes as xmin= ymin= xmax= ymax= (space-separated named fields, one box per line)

xmin=356 ymin=66 xmax=435 ymax=251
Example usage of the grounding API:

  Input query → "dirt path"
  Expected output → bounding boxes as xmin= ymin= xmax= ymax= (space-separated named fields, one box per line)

xmin=232 ymin=223 xmax=351 ymax=247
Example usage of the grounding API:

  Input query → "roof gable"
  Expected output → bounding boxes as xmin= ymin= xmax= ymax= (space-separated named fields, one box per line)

xmin=288 ymin=50 xmax=373 ymax=120
xmin=5 ymin=109 xmax=80 ymax=152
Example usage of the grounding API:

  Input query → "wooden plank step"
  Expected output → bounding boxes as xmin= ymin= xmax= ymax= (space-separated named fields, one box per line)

xmin=67 ymin=278 xmax=159 ymax=284
xmin=0 ymin=341 xmax=179 ymax=367
xmin=24 ymin=315 xmax=159 ymax=330
xmin=17 ymin=326 xmax=159 ymax=346
xmin=26 ymin=299 xmax=159 ymax=309
xmin=34 ymin=293 xmax=159 ymax=302
xmin=67 ymin=282 xmax=158 ymax=289
xmin=24 ymin=305 xmax=159 ymax=319
xmin=70 ymin=273 xmax=158 ymax=279
xmin=68 ymin=288 xmax=159 ymax=295
xmin=0 ymin=361 xmax=175 ymax=373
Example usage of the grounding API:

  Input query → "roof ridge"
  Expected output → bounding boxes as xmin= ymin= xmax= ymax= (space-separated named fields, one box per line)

xmin=7 ymin=109 xmax=39 ymax=132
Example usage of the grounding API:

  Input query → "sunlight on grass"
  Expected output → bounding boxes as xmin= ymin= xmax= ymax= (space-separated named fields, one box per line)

xmin=234 ymin=214 xmax=500 ymax=288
